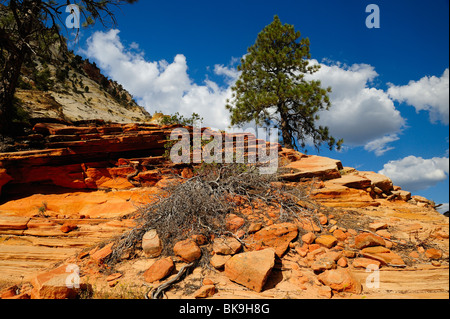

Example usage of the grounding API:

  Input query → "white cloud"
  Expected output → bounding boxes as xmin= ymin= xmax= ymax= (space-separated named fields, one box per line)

xmin=388 ymin=68 xmax=449 ymax=125
xmin=81 ymin=32 xmax=431 ymax=157
xmin=307 ymin=60 xmax=405 ymax=154
xmin=81 ymin=29 xmax=238 ymax=130
xmin=437 ymin=203 xmax=449 ymax=214
xmin=379 ymin=155 xmax=449 ymax=192
xmin=364 ymin=134 xmax=400 ymax=156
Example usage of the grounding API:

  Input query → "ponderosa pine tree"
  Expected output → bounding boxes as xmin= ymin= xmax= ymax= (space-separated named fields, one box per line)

xmin=226 ymin=15 xmax=343 ymax=152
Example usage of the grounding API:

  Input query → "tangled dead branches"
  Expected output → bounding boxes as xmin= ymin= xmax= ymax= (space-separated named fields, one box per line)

xmin=106 ymin=162 xmax=320 ymax=266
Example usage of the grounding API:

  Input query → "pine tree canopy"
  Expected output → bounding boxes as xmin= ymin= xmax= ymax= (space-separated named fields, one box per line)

xmin=226 ymin=15 xmax=343 ymax=152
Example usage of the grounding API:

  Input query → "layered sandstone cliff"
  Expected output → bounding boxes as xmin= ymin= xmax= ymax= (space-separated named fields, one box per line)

xmin=0 ymin=121 xmax=448 ymax=299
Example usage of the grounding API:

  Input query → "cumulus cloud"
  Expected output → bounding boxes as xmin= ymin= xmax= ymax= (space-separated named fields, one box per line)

xmin=379 ymin=155 xmax=449 ymax=192
xmin=81 ymin=29 xmax=238 ymax=130
xmin=307 ymin=60 xmax=405 ymax=155
xmin=364 ymin=134 xmax=400 ymax=156
xmin=81 ymin=32 xmax=413 ymax=155
xmin=387 ymin=68 xmax=449 ymax=124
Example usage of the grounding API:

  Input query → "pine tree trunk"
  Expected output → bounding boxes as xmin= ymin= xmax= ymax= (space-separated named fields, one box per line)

xmin=280 ymin=113 xmax=294 ymax=150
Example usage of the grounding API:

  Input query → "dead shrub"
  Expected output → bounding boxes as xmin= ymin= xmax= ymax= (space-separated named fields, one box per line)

xmin=106 ymin=162 xmax=319 ymax=266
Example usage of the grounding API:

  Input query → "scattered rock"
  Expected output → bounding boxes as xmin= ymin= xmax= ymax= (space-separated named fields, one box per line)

xmin=392 ymin=190 xmax=411 ymax=201
xmin=143 ymin=257 xmax=175 ymax=283
xmin=354 ymin=233 xmax=386 ymax=249
xmin=30 ymin=264 xmax=79 ymax=299
xmin=249 ymin=223 xmax=298 ymax=257
xmin=352 ymin=258 xmax=381 ymax=269
xmin=248 ymin=222 xmax=263 ymax=233
xmin=226 ymin=214 xmax=245 ymax=232
xmin=319 ymin=215 xmax=328 ymax=225
xmin=60 ymin=223 xmax=77 ymax=233
xmin=311 ymin=257 xmax=335 ymax=273
xmin=315 ymin=235 xmax=338 ymax=248
xmin=225 ymin=249 xmax=275 ymax=292
xmin=318 ymin=286 xmax=332 ymax=298
xmin=210 ymin=254 xmax=232 ymax=269
xmin=193 ymin=285 xmax=216 ymax=299
xmin=317 ymin=268 xmax=362 ymax=294
xmin=142 ymin=229 xmax=163 ymax=258
xmin=369 ymin=222 xmax=388 ymax=232
xmin=337 ymin=257 xmax=348 ymax=267
xmin=301 ymin=232 xmax=316 ymax=245
xmin=425 ymin=248 xmax=443 ymax=260
xmin=213 ymin=237 xmax=242 ymax=255
xmin=173 ymin=239 xmax=202 ymax=262
xmin=106 ymin=273 xmax=123 ymax=282
xmin=91 ymin=243 xmax=114 ymax=264
xmin=359 ymin=171 xmax=393 ymax=194
xmin=333 ymin=229 xmax=347 ymax=241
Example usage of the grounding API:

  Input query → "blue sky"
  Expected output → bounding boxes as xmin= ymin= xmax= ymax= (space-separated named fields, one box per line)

xmin=70 ymin=0 xmax=449 ymax=211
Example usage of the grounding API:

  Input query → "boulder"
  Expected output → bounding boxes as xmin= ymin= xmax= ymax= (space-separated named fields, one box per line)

xmin=193 ymin=285 xmax=216 ymax=299
xmin=225 ymin=249 xmax=275 ymax=292
xmin=90 ymin=243 xmax=114 ymax=263
xmin=317 ymin=268 xmax=362 ymax=294
xmin=282 ymin=155 xmax=343 ymax=181
xmin=392 ymin=190 xmax=411 ymax=201
xmin=368 ymin=222 xmax=388 ymax=232
xmin=315 ymin=235 xmax=338 ymax=249
xmin=60 ymin=223 xmax=77 ymax=234
xmin=352 ymin=257 xmax=381 ymax=269
xmin=327 ymin=174 xmax=371 ymax=189
xmin=225 ymin=214 xmax=245 ymax=232
xmin=361 ymin=247 xmax=405 ymax=267
xmin=311 ymin=257 xmax=336 ymax=273
xmin=249 ymin=223 xmax=298 ymax=257
xmin=425 ymin=248 xmax=443 ymax=260
xmin=30 ymin=264 xmax=79 ymax=299
xmin=354 ymin=233 xmax=386 ymax=249
xmin=143 ymin=257 xmax=174 ymax=283
xmin=359 ymin=171 xmax=393 ymax=194
xmin=210 ymin=254 xmax=232 ymax=269
xmin=173 ymin=239 xmax=202 ymax=262
xmin=301 ymin=232 xmax=316 ymax=245
xmin=213 ymin=237 xmax=242 ymax=255
xmin=142 ymin=229 xmax=162 ymax=258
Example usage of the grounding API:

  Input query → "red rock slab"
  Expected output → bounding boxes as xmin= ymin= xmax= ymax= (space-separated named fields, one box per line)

xmin=327 ymin=174 xmax=372 ymax=189
xmin=282 ymin=155 xmax=343 ymax=181
xmin=225 ymin=249 xmax=275 ymax=292
xmin=0 ymin=216 xmax=30 ymax=231
xmin=312 ymin=184 xmax=380 ymax=208
xmin=30 ymin=264 xmax=79 ymax=299
xmin=359 ymin=171 xmax=393 ymax=193
xmin=143 ymin=257 xmax=174 ymax=283
xmin=247 ymin=223 xmax=298 ymax=257
xmin=90 ymin=243 xmax=114 ymax=263
xmin=317 ymin=268 xmax=362 ymax=294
